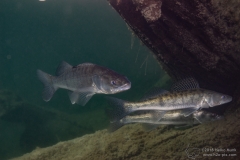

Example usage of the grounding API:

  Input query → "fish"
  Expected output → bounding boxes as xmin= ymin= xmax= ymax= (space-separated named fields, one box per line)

xmin=106 ymin=109 xmax=223 ymax=132
xmin=37 ymin=61 xmax=131 ymax=106
xmin=107 ymin=78 xmax=232 ymax=119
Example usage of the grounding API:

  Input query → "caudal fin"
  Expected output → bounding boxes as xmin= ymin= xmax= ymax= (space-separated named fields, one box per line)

xmin=37 ymin=69 xmax=57 ymax=102
xmin=105 ymin=97 xmax=132 ymax=122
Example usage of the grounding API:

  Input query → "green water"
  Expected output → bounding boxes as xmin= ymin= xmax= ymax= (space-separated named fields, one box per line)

xmin=0 ymin=0 xmax=170 ymax=159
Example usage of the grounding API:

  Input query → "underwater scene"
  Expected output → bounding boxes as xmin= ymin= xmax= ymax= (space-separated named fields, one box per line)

xmin=0 ymin=0 xmax=240 ymax=160
xmin=0 ymin=0 xmax=167 ymax=159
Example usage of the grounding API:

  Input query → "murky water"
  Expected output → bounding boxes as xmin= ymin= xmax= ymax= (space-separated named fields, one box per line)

xmin=0 ymin=0 xmax=169 ymax=159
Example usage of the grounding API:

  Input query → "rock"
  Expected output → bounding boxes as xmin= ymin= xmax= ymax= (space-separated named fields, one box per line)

xmin=108 ymin=0 xmax=240 ymax=94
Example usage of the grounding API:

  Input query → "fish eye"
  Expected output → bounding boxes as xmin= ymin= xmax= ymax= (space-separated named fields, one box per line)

xmin=221 ymin=95 xmax=226 ymax=99
xmin=111 ymin=80 xmax=117 ymax=86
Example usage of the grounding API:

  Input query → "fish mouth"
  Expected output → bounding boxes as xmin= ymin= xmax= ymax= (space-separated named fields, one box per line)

xmin=219 ymin=96 xmax=232 ymax=105
xmin=119 ymin=82 xmax=131 ymax=91
xmin=226 ymin=96 xmax=232 ymax=103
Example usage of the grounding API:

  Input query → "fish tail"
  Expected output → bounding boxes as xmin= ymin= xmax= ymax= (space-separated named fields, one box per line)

xmin=108 ymin=121 xmax=124 ymax=132
xmin=37 ymin=69 xmax=57 ymax=102
xmin=106 ymin=97 xmax=131 ymax=122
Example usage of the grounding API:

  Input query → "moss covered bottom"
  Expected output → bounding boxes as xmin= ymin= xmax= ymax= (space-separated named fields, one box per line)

xmin=12 ymin=105 xmax=240 ymax=160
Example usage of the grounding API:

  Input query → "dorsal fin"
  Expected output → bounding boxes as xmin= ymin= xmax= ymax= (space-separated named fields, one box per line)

xmin=74 ymin=63 xmax=94 ymax=68
xmin=141 ymin=87 xmax=169 ymax=100
xmin=56 ymin=61 xmax=72 ymax=76
xmin=171 ymin=77 xmax=199 ymax=91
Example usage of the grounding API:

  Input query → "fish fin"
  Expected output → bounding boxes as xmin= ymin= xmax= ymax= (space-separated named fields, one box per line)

xmin=105 ymin=97 xmax=131 ymax=122
xmin=194 ymin=117 xmax=202 ymax=124
xmin=37 ymin=69 xmax=58 ymax=101
xmin=108 ymin=121 xmax=124 ymax=132
xmin=68 ymin=91 xmax=94 ymax=106
xmin=201 ymin=101 xmax=211 ymax=108
xmin=75 ymin=63 xmax=94 ymax=67
xmin=56 ymin=61 xmax=72 ymax=76
xmin=181 ymin=108 xmax=199 ymax=117
xmin=68 ymin=91 xmax=78 ymax=104
xmin=171 ymin=77 xmax=200 ymax=91
xmin=141 ymin=88 xmax=169 ymax=100
xmin=142 ymin=123 xmax=159 ymax=131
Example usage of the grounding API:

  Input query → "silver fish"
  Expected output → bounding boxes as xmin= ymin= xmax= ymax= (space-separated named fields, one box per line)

xmin=107 ymin=78 xmax=232 ymax=118
xmin=37 ymin=61 xmax=131 ymax=106
xmin=107 ymin=110 xmax=222 ymax=132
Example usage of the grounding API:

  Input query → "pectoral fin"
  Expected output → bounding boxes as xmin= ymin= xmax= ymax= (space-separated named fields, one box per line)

xmin=181 ymin=108 xmax=199 ymax=117
xmin=194 ymin=117 xmax=202 ymax=124
xmin=68 ymin=91 xmax=95 ymax=106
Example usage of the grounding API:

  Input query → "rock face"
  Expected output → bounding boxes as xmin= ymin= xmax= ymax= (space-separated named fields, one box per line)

xmin=108 ymin=0 xmax=240 ymax=94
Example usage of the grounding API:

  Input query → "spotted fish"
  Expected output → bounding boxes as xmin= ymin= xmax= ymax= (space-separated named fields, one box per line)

xmin=107 ymin=78 xmax=232 ymax=119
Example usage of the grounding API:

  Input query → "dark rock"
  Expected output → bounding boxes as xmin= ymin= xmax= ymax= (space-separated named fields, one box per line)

xmin=108 ymin=0 xmax=240 ymax=95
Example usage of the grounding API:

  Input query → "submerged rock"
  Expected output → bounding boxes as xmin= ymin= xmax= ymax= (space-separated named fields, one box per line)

xmin=108 ymin=0 xmax=240 ymax=94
